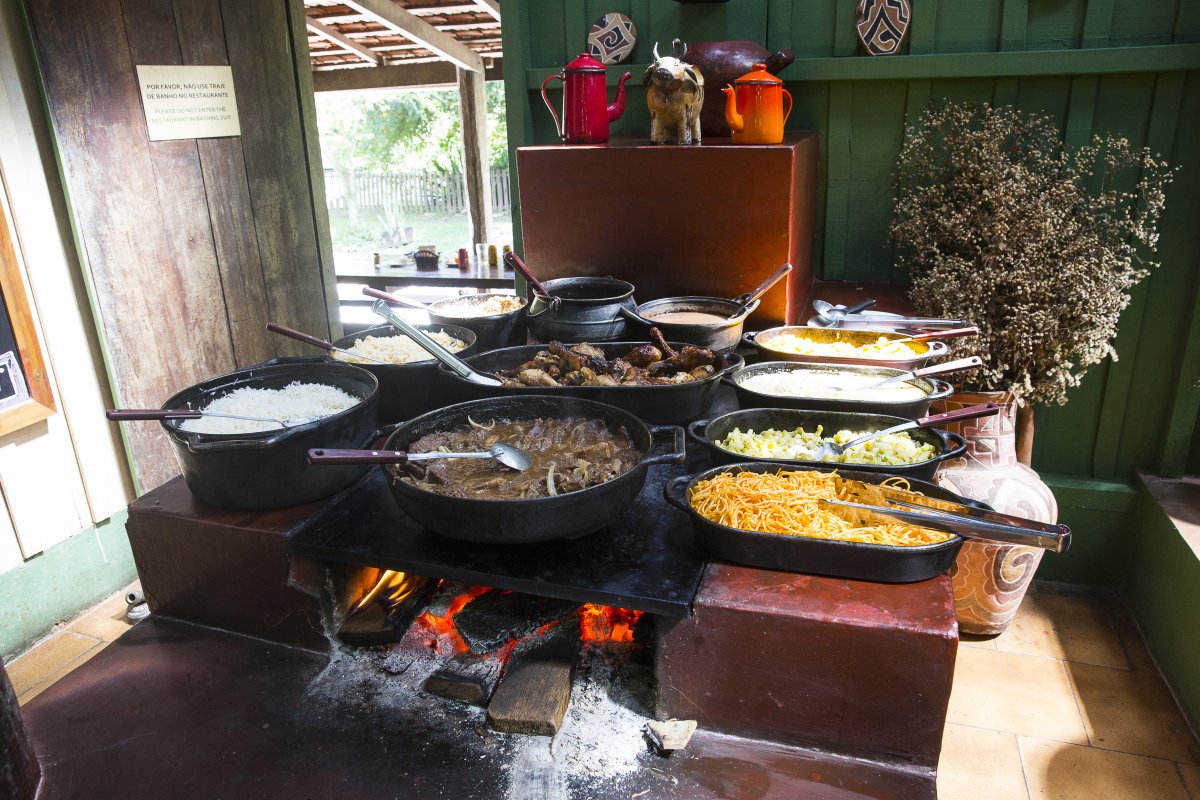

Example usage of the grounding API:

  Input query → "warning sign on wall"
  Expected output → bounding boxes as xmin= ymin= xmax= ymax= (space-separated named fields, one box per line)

xmin=135 ymin=65 xmax=241 ymax=141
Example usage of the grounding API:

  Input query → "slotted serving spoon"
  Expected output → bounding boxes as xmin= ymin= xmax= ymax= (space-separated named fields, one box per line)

xmin=814 ymin=403 xmax=1000 ymax=460
xmin=266 ymin=322 xmax=393 ymax=366
xmin=371 ymin=299 xmax=503 ymax=387
xmin=106 ymin=408 xmax=320 ymax=430
xmin=307 ymin=443 xmax=532 ymax=471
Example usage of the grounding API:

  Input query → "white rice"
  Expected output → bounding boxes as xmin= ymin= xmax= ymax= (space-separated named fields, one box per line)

xmin=179 ymin=381 xmax=359 ymax=434
xmin=435 ymin=295 xmax=525 ymax=318
xmin=333 ymin=330 xmax=466 ymax=365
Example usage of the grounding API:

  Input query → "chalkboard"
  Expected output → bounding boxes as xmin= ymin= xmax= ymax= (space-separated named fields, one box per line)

xmin=0 ymin=287 xmax=31 ymax=412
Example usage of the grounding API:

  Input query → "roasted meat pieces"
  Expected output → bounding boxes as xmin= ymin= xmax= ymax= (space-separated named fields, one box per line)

xmin=495 ymin=330 xmax=718 ymax=387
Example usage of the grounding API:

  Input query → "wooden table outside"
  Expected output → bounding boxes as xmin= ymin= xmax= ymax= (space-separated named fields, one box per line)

xmin=336 ymin=260 xmax=516 ymax=305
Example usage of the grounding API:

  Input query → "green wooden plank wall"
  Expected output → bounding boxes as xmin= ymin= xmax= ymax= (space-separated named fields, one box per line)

xmin=503 ymin=0 xmax=1200 ymax=488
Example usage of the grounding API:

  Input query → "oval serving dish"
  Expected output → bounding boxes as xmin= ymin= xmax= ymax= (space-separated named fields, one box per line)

xmin=728 ymin=360 xmax=952 ymax=418
xmin=745 ymin=325 xmax=948 ymax=370
xmin=663 ymin=462 xmax=989 ymax=583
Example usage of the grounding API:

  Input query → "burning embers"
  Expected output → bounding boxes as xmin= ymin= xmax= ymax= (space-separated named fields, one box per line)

xmin=337 ymin=577 xmax=647 ymax=736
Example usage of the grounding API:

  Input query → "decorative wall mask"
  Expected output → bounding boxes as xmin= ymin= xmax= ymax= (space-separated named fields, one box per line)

xmin=587 ymin=13 xmax=637 ymax=65
xmin=855 ymin=0 xmax=911 ymax=56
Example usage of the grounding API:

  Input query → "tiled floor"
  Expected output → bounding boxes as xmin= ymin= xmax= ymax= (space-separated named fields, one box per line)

xmin=5 ymin=581 xmax=1199 ymax=799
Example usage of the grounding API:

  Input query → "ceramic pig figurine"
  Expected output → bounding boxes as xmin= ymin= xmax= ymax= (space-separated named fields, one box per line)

xmin=643 ymin=40 xmax=704 ymax=145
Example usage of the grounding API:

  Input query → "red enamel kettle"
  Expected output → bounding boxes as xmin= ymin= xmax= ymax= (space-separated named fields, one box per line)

xmin=540 ymin=53 xmax=632 ymax=144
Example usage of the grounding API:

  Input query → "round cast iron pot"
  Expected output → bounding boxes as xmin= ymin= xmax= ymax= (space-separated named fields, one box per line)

xmin=744 ymin=326 xmax=949 ymax=370
xmin=664 ymin=461 xmax=988 ymax=583
xmin=331 ymin=323 xmax=477 ymax=424
xmin=427 ymin=293 xmax=528 ymax=350
xmin=160 ymin=358 xmax=379 ymax=510
xmin=525 ymin=277 xmax=637 ymax=343
xmin=619 ymin=296 xmax=758 ymax=351
xmin=436 ymin=342 xmax=744 ymax=425
xmin=686 ymin=407 xmax=967 ymax=481
xmin=728 ymin=361 xmax=953 ymax=418
xmin=382 ymin=395 xmax=686 ymax=543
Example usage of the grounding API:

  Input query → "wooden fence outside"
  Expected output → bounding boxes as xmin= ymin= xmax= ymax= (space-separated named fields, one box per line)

xmin=327 ymin=168 xmax=511 ymax=215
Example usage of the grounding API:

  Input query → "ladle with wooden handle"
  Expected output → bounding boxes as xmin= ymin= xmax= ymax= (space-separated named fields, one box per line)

xmin=371 ymin=299 xmax=503 ymax=386
xmin=361 ymin=286 xmax=430 ymax=310
xmin=308 ymin=443 xmax=532 ymax=471
xmin=265 ymin=322 xmax=393 ymax=365
xmin=503 ymin=251 xmax=551 ymax=297
xmin=106 ymin=408 xmax=315 ymax=429
xmin=814 ymin=403 xmax=1000 ymax=460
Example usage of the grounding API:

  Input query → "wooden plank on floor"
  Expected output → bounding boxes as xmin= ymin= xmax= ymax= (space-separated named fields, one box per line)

xmin=486 ymin=618 xmax=580 ymax=735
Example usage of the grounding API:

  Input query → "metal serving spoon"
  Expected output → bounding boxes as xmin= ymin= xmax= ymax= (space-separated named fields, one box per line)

xmin=307 ymin=443 xmax=532 ymax=471
xmin=729 ymin=263 xmax=792 ymax=318
xmin=814 ymin=403 xmax=1000 ymax=460
xmin=371 ymin=299 xmax=503 ymax=387
xmin=847 ymin=355 xmax=984 ymax=392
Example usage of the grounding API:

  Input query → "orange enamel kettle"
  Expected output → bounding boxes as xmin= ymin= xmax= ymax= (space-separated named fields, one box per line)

xmin=721 ymin=63 xmax=792 ymax=145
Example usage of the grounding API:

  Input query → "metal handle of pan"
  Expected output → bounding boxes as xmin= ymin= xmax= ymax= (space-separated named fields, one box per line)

xmin=642 ymin=425 xmax=687 ymax=466
xmin=662 ymin=475 xmax=693 ymax=513
xmin=685 ymin=419 xmax=711 ymax=445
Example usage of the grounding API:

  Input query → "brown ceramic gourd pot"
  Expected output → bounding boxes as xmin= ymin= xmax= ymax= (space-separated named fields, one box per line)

xmin=685 ymin=41 xmax=795 ymax=138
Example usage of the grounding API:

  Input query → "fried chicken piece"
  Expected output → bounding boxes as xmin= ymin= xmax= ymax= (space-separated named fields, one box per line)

xmin=569 ymin=342 xmax=606 ymax=360
xmin=625 ymin=345 xmax=662 ymax=368
xmin=648 ymin=327 xmax=677 ymax=358
xmin=516 ymin=368 xmax=559 ymax=386
xmin=580 ymin=368 xmax=619 ymax=386
xmin=647 ymin=345 xmax=719 ymax=377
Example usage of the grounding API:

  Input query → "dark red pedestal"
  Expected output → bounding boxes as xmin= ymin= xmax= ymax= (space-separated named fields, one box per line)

xmin=517 ymin=134 xmax=820 ymax=325
xmin=657 ymin=562 xmax=957 ymax=776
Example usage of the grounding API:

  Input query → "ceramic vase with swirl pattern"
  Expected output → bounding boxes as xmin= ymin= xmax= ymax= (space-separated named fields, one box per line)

xmin=931 ymin=391 xmax=1057 ymax=635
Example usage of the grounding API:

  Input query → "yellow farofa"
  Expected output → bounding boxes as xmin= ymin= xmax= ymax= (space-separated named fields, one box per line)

xmin=772 ymin=332 xmax=924 ymax=359
xmin=688 ymin=469 xmax=953 ymax=546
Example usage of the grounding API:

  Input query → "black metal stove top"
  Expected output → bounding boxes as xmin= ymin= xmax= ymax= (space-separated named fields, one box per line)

xmin=287 ymin=456 xmax=709 ymax=616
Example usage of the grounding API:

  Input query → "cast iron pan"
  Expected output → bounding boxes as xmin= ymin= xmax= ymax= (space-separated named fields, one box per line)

xmin=664 ymin=462 xmax=990 ymax=583
xmin=382 ymin=395 xmax=686 ymax=543
xmin=687 ymin=407 xmax=967 ymax=482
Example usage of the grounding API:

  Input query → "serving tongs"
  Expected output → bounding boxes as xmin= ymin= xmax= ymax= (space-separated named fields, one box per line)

xmin=370 ymin=299 xmax=503 ymax=387
xmin=820 ymin=489 xmax=1071 ymax=553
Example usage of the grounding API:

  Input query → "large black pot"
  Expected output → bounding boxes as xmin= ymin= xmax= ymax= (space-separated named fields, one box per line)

xmin=382 ymin=395 xmax=685 ymax=543
xmin=664 ymin=462 xmax=987 ymax=583
xmin=331 ymin=323 xmax=477 ymax=424
xmin=437 ymin=343 xmax=744 ymax=425
xmin=687 ymin=407 xmax=967 ymax=482
xmin=728 ymin=360 xmax=953 ymax=418
xmin=525 ymin=277 xmax=637 ymax=342
xmin=160 ymin=358 xmax=379 ymax=510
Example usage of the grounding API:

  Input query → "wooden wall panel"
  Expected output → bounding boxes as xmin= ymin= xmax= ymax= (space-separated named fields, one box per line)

xmin=24 ymin=0 xmax=333 ymax=491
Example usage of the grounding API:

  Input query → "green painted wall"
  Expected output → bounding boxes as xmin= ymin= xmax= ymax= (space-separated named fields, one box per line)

xmin=0 ymin=513 xmax=137 ymax=660
xmin=1126 ymin=478 xmax=1200 ymax=731
xmin=502 ymin=0 xmax=1200 ymax=585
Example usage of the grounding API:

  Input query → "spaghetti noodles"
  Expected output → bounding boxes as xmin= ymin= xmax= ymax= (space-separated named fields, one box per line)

xmin=687 ymin=469 xmax=953 ymax=547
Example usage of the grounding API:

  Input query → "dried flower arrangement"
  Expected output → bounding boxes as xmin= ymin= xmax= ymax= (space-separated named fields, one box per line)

xmin=892 ymin=102 xmax=1175 ymax=413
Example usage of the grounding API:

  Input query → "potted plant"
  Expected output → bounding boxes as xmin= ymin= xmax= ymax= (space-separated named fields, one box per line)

xmin=890 ymin=102 xmax=1174 ymax=633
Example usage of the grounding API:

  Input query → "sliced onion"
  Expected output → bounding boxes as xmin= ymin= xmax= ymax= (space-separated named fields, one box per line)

xmin=546 ymin=462 xmax=558 ymax=497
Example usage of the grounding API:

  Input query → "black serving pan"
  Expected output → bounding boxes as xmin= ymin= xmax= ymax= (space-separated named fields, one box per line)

xmin=728 ymin=360 xmax=953 ymax=418
xmin=664 ymin=462 xmax=986 ymax=583
xmin=381 ymin=395 xmax=685 ymax=543
xmin=687 ymin=408 xmax=967 ymax=482
xmin=436 ymin=343 xmax=744 ymax=425
xmin=160 ymin=358 xmax=379 ymax=510
xmin=331 ymin=323 xmax=477 ymax=424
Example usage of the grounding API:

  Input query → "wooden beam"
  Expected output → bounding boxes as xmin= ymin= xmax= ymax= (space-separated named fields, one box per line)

xmin=340 ymin=0 xmax=483 ymax=72
xmin=306 ymin=18 xmax=381 ymax=66
xmin=472 ymin=0 xmax=501 ymax=22
xmin=312 ymin=60 xmax=502 ymax=91
xmin=457 ymin=65 xmax=492 ymax=245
